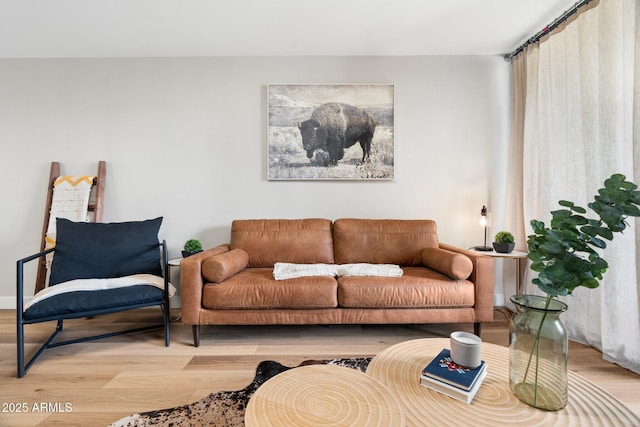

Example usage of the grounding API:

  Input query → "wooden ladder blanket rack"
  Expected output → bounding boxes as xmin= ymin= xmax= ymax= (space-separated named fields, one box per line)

xmin=34 ymin=161 xmax=106 ymax=294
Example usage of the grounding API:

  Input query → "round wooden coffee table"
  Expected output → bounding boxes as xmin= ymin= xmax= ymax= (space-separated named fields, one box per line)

xmin=245 ymin=364 xmax=406 ymax=426
xmin=366 ymin=338 xmax=640 ymax=426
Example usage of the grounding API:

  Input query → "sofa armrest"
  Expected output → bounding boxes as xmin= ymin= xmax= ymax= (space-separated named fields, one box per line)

xmin=438 ymin=243 xmax=494 ymax=323
xmin=180 ymin=244 xmax=230 ymax=325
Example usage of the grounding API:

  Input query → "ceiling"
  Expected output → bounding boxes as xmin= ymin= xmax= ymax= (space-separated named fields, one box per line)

xmin=0 ymin=0 xmax=578 ymax=58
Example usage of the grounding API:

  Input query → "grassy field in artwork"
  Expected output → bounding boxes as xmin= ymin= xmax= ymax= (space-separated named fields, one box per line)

xmin=268 ymin=126 xmax=394 ymax=180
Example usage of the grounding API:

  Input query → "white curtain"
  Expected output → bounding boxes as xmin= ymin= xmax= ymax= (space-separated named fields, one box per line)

xmin=511 ymin=0 xmax=640 ymax=374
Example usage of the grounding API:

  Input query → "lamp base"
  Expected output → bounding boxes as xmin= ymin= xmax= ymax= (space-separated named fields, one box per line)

xmin=474 ymin=246 xmax=493 ymax=252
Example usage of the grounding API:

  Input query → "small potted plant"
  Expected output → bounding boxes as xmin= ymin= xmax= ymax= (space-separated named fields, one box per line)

xmin=182 ymin=239 xmax=203 ymax=257
xmin=493 ymin=231 xmax=515 ymax=253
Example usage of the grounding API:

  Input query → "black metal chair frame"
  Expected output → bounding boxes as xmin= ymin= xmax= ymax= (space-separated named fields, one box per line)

xmin=16 ymin=241 xmax=171 ymax=378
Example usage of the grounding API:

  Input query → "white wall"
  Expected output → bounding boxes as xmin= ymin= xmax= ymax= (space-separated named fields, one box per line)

xmin=0 ymin=55 xmax=511 ymax=307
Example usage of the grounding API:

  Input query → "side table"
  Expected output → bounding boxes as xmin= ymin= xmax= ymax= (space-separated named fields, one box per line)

xmin=366 ymin=338 xmax=640 ymax=426
xmin=471 ymin=249 xmax=528 ymax=316
xmin=168 ymin=257 xmax=182 ymax=322
xmin=168 ymin=257 xmax=182 ymax=268
xmin=245 ymin=364 xmax=406 ymax=426
xmin=470 ymin=249 xmax=528 ymax=295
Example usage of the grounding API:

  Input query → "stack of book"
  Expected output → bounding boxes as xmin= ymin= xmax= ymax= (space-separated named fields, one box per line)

xmin=420 ymin=348 xmax=487 ymax=404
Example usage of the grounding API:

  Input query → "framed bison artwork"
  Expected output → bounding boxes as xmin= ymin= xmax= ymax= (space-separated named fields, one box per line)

xmin=267 ymin=84 xmax=394 ymax=180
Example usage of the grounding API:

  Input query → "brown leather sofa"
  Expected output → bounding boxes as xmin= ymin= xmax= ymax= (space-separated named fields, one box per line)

xmin=180 ymin=218 xmax=494 ymax=346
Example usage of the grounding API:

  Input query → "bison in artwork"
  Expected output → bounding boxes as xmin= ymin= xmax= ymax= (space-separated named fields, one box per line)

xmin=298 ymin=102 xmax=376 ymax=166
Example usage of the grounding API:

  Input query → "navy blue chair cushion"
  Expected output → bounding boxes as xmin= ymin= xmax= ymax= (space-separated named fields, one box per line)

xmin=23 ymin=285 xmax=164 ymax=322
xmin=49 ymin=217 xmax=163 ymax=286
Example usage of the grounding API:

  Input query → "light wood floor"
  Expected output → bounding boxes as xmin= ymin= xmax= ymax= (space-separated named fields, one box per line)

xmin=1 ymin=308 xmax=639 ymax=426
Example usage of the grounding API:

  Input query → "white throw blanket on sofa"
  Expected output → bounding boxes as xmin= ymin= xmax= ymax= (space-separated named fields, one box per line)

xmin=273 ymin=263 xmax=403 ymax=280
xmin=337 ymin=263 xmax=403 ymax=277
xmin=272 ymin=263 xmax=339 ymax=280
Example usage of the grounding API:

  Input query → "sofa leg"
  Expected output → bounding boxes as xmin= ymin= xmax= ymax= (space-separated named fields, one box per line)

xmin=474 ymin=322 xmax=482 ymax=337
xmin=192 ymin=325 xmax=200 ymax=347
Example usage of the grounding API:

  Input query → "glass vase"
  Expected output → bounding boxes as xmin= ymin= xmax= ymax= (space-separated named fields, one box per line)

xmin=509 ymin=294 xmax=568 ymax=411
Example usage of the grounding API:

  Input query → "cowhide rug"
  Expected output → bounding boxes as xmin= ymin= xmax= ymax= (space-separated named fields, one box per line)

xmin=110 ymin=358 xmax=372 ymax=427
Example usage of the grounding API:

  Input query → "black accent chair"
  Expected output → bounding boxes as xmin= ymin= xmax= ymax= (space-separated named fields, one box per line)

xmin=16 ymin=217 xmax=172 ymax=378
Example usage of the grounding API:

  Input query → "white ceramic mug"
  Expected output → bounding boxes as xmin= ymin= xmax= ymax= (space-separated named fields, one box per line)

xmin=450 ymin=331 xmax=482 ymax=368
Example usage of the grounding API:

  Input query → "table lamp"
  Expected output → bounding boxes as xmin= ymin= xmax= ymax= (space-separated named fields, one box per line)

xmin=474 ymin=205 xmax=492 ymax=251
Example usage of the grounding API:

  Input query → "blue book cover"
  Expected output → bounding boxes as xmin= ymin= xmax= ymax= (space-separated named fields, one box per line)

xmin=421 ymin=348 xmax=486 ymax=391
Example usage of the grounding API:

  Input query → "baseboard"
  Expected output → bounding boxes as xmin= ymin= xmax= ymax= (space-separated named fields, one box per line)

xmin=0 ymin=296 xmax=25 ymax=310
xmin=493 ymin=293 xmax=505 ymax=307
xmin=0 ymin=296 xmax=182 ymax=310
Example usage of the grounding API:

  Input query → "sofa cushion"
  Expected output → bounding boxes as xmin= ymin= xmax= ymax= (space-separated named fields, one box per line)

xmin=337 ymin=267 xmax=475 ymax=309
xmin=202 ymin=249 xmax=249 ymax=283
xmin=333 ymin=219 xmax=438 ymax=266
xmin=421 ymin=248 xmax=473 ymax=280
xmin=202 ymin=268 xmax=338 ymax=309
xmin=230 ymin=219 xmax=334 ymax=267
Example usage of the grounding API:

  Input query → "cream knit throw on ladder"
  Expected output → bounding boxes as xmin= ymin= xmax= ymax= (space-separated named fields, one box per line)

xmin=45 ymin=176 xmax=95 ymax=249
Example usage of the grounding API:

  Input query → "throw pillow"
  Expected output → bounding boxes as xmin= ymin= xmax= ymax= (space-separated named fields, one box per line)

xmin=49 ymin=217 xmax=163 ymax=286
xmin=421 ymin=248 xmax=473 ymax=280
xmin=202 ymin=249 xmax=249 ymax=283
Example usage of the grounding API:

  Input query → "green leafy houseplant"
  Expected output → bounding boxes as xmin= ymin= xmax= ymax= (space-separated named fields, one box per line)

xmin=493 ymin=230 xmax=515 ymax=253
xmin=182 ymin=239 xmax=203 ymax=257
xmin=527 ymin=173 xmax=640 ymax=297
xmin=513 ymin=173 xmax=640 ymax=409
xmin=494 ymin=231 xmax=515 ymax=244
